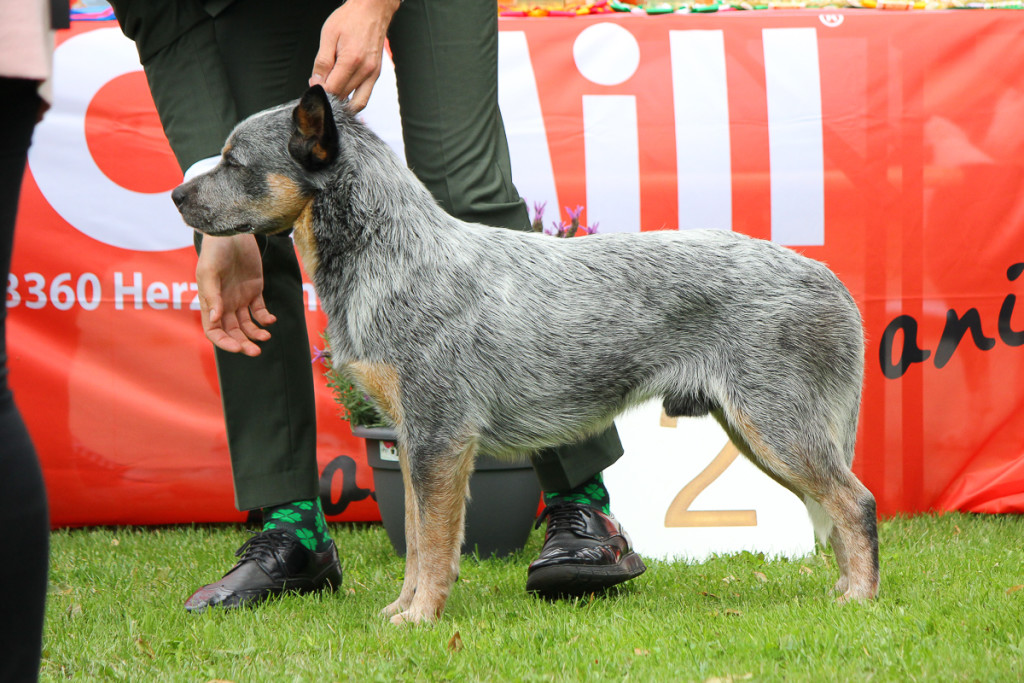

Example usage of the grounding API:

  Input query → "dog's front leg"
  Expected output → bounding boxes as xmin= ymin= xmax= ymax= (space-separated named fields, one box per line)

xmin=382 ymin=444 xmax=420 ymax=618
xmin=388 ymin=440 xmax=476 ymax=625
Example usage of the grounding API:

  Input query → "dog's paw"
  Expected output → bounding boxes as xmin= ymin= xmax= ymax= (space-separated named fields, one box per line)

xmin=380 ymin=598 xmax=409 ymax=617
xmin=388 ymin=605 xmax=439 ymax=626
xmin=834 ymin=583 xmax=879 ymax=604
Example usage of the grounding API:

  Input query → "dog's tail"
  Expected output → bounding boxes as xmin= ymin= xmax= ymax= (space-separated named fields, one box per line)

xmin=803 ymin=495 xmax=834 ymax=547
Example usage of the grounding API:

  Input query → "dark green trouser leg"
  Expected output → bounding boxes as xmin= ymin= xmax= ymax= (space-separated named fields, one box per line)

xmin=388 ymin=0 xmax=623 ymax=492
xmin=200 ymin=231 xmax=319 ymax=511
xmin=115 ymin=0 xmax=337 ymax=510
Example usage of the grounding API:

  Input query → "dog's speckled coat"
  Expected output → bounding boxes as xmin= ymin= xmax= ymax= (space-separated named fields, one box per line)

xmin=173 ymin=86 xmax=880 ymax=624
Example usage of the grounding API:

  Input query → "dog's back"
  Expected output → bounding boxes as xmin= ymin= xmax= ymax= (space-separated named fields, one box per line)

xmin=332 ymin=213 xmax=863 ymax=463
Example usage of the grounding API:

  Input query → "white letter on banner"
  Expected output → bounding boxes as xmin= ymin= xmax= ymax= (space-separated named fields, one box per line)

xmin=583 ymin=96 xmax=641 ymax=234
xmin=670 ymin=30 xmax=732 ymax=232
xmin=573 ymin=23 xmax=641 ymax=86
xmin=574 ymin=24 xmax=641 ymax=233
xmin=114 ymin=272 xmax=144 ymax=310
xmin=28 ymin=28 xmax=191 ymax=251
xmin=763 ymin=28 xmax=825 ymax=246
xmin=498 ymin=31 xmax=559 ymax=220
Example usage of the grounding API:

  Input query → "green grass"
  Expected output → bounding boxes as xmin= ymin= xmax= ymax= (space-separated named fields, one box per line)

xmin=43 ymin=513 xmax=1024 ymax=681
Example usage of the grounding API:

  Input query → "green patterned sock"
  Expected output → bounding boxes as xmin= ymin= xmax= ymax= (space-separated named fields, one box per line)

xmin=261 ymin=498 xmax=332 ymax=552
xmin=543 ymin=472 xmax=611 ymax=515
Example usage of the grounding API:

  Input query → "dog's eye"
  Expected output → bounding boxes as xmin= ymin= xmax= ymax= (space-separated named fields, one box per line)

xmin=223 ymin=155 xmax=242 ymax=169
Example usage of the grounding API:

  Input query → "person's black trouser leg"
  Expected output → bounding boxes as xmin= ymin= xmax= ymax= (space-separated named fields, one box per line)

xmin=0 ymin=77 xmax=50 ymax=683
xmin=388 ymin=0 xmax=624 ymax=491
xmin=114 ymin=0 xmax=338 ymax=511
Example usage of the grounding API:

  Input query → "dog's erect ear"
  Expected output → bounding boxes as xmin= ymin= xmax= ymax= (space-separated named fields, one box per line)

xmin=289 ymin=85 xmax=339 ymax=171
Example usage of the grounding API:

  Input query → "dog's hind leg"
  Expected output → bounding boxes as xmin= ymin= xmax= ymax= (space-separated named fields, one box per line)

xmin=716 ymin=405 xmax=879 ymax=602
xmin=803 ymin=495 xmax=847 ymax=594
xmin=388 ymin=438 xmax=477 ymax=625
xmin=818 ymin=478 xmax=879 ymax=602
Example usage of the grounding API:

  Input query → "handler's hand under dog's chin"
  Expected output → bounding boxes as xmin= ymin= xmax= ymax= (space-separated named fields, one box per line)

xmin=309 ymin=0 xmax=401 ymax=112
xmin=196 ymin=234 xmax=277 ymax=357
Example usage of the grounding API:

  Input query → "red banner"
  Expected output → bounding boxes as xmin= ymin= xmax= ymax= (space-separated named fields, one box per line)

xmin=9 ymin=11 xmax=1024 ymax=526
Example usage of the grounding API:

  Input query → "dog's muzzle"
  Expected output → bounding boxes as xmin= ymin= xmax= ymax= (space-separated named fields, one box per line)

xmin=170 ymin=183 xmax=190 ymax=210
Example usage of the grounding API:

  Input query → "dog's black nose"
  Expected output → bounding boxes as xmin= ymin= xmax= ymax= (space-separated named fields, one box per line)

xmin=171 ymin=184 xmax=188 ymax=209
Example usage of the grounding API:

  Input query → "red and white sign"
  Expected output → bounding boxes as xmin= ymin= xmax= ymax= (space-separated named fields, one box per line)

xmin=9 ymin=11 xmax=1024 ymax=527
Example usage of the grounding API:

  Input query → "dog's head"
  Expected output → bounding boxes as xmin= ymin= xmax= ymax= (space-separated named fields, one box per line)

xmin=171 ymin=85 xmax=340 ymax=237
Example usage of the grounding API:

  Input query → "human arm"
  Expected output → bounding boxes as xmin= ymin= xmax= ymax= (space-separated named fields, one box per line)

xmin=309 ymin=0 xmax=402 ymax=112
xmin=195 ymin=234 xmax=277 ymax=357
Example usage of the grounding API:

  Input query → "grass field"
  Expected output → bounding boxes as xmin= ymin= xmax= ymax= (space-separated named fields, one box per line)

xmin=42 ymin=512 xmax=1024 ymax=681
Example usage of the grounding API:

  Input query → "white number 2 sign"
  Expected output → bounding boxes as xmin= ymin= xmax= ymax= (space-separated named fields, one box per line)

xmin=662 ymin=435 xmax=758 ymax=528
xmin=605 ymin=400 xmax=814 ymax=562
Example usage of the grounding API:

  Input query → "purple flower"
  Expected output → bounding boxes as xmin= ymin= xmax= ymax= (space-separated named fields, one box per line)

xmin=532 ymin=200 xmax=547 ymax=221
xmin=545 ymin=220 xmax=565 ymax=237
xmin=530 ymin=200 xmax=547 ymax=232
xmin=563 ymin=205 xmax=586 ymax=238
xmin=311 ymin=346 xmax=330 ymax=366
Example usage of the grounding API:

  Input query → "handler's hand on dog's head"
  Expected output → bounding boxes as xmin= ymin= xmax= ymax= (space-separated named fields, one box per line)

xmin=310 ymin=0 xmax=401 ymax=112
xmin=196 ymin=234 xmax=277 ymax=357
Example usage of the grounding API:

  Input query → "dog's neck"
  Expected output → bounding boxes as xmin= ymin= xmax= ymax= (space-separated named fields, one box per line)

xmin=295 ymin=125 xmax=465 ymax=364
xmin=309 ymin=136 xmax=457 ymax=261
xmin=291 ymin=200 xmax=318 ymax=280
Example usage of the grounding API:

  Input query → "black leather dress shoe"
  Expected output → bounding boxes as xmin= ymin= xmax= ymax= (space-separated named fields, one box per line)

xmin=184 ymin=529 xmax=342 ymax=612
xmin=526 ymin=502 xmax=646 ymax=597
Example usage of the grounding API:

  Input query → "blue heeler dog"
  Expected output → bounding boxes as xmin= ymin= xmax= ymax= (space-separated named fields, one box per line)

xmin=172 ymin=85 xmax=880 ymax=624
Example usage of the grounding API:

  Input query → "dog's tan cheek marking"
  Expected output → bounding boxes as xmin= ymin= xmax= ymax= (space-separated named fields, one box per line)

xmin=262 ymin=173 xmax=312 ymax=227
xmin=292 ymin=201 xmax=319 ymax=279
xmin=344 ymin=361 xmax=404 ymax=428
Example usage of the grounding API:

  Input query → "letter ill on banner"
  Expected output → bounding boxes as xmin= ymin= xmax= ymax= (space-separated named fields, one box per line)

xmin=10 ymin=14 xmax=1024 ymax=527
